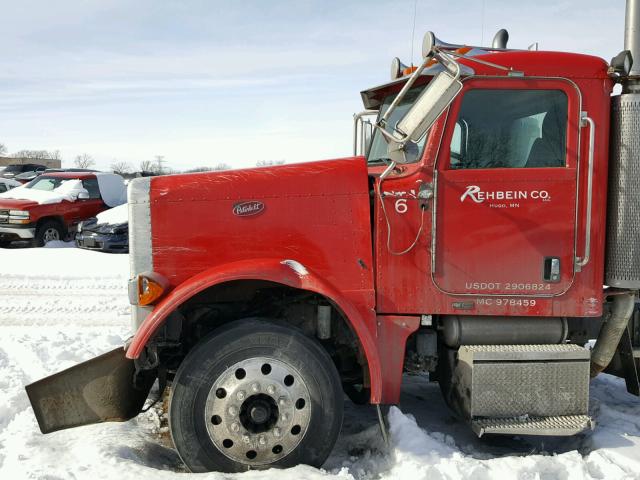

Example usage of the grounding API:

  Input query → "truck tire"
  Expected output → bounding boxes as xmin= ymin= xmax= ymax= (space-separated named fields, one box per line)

xmin=169 ymin=319 xmax=343 ymax=473
xmin=33 ymin=220 xmax=64 ymax=247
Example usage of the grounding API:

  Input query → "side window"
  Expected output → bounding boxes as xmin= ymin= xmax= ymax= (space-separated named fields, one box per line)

xmin=82 ymin=178 xmax=101 ymax=199
xmin=449 ymin=89 xmax=568 ymax=169
xmin=0 ymin=184 xmax=6 ymax=193
xmin=450 ymin=120 xmax=468 ymax=168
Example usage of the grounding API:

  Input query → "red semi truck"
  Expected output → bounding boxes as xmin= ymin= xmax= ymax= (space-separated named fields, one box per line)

xmin=26 ymin=1 xmax=640 ymax=473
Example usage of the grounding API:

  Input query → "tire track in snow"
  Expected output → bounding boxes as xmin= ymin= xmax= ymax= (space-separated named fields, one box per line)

xmin=0 ymin=268 xmax=129 ymax=327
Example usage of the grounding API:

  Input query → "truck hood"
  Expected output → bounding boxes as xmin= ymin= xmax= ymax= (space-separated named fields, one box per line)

xmin=0 ymin=197 xmax=39 ymax=210
xmin=145 ymin=157 xmax=375 ymax=293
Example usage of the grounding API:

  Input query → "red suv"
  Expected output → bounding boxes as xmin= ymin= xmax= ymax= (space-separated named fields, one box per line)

xmin=0 ymin=171 xmax=126 ymax=247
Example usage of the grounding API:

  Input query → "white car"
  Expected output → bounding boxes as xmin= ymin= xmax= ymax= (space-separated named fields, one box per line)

xmin=0 ymin=178 xmax=21 ymax=193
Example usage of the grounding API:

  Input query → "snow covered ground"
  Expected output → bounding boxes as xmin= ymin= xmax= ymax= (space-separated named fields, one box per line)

xmin=1 ymin=245 xmax=640 ymax=479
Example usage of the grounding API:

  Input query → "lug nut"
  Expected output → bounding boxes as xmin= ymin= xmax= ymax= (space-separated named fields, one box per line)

xmin=278 ymin=397 xmax=287 ymax=407
xmin=259 ymin=436 xmax=266 ymax=445
xmin=281 ymin=413 xmax=288 ymax=422
xmin=237 ymin=390 xmax=246 ymax=401
xmin=228 ymin=406 xmax=238 ymax=416
xmin=267 ymin=385 xmax=276 ymax=395
xmin=231 ymin=422 xmax=240 ymax=432
xmin=242 ymin=434 xmax=250 ymax=443
xmin=273 ymin=427 xmax=281 ymax=437
xmin=251 ymin=382 xmax=260 ymax=392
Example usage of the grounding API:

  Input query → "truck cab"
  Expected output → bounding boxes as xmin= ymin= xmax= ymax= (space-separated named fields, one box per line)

xmin=363 ymin=50 xmax=611 ymax=320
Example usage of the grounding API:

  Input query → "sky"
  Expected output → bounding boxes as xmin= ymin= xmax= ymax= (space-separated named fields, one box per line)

xmin=0 ymin=0 xmax=627 ymax=172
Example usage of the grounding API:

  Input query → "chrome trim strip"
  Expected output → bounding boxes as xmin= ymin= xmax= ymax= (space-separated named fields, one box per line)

xmin=128 ymin=176 xmax=153 ymax=330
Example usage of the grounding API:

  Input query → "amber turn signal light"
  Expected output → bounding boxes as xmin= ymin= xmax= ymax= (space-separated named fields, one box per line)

xmin=137 ymin=272 xmax=168 ymax=306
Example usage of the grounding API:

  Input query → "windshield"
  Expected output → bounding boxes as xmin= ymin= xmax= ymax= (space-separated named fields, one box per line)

xmin=3 ymin=165 xmax=23 ymax=173
xmin=367 ymin=85 xmax=430 ymax=165
xmin=26 ymin=176 xmax=73 ymax=191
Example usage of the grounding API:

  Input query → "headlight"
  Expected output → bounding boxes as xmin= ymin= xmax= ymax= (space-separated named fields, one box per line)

xmin=8 ymin=210 xmax=30 ymax=224
xmin=9 ymin=210 xmax=29 ymax=217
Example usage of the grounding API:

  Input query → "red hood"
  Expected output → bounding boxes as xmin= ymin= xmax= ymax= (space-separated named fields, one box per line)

xmin=0 ymin=198 xmax=39 ymax=210
xmin=147 ymin=156 xmax=374 ymax=290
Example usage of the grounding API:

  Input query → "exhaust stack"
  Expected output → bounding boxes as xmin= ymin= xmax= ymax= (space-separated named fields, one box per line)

xmin=605 ymin=1 xmax=640 ymax=288
xmin=625 ymin=0 xmax=640 ymax=79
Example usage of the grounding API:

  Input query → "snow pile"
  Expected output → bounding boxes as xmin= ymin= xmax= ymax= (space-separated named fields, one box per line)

xmin=96 ymin=203 xmax=128 ymax=225
xmin=0 ymin=246 xmax=129 ymax=325
xmin=0 ymin=179 xmax=87 ymax=205
xmin=1 ymin=247 xmax=640 ymax=479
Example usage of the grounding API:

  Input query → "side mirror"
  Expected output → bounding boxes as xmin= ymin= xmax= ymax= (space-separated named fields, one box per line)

xmin=77 ymin=191 xmax=90 ymax=200
xmin=394 ymin=70 xmax=462 ymax=144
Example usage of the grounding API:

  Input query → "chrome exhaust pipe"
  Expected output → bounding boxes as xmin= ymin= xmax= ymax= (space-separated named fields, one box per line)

xmin=590 ymin=291 xmax=635 ymax=377
xmin=626 ymin=0 xmax=640 ymax=77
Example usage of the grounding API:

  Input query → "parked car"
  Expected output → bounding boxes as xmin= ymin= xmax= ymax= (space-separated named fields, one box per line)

xmin=76 ymin=203 xmax=128 ymax=253
xmin=0 ymin=171 xmax=126 ymax=247
xmin=14 ymin=167 xmax=99 ymax=184
xmin=1 ymin=163 xmax=47 ymax=179
xmin=0 ymin=178 xmax=21 ymax=193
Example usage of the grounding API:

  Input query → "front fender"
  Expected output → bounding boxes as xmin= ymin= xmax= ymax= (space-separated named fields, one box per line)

xmin=125 ymin=258 xmax=382 ymax=402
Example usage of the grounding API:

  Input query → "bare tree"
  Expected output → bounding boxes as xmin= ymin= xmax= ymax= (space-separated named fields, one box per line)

xmin=12 ymin=149 xmax=60 ymax=160
xmin=111 ymin=160 xmax=132 ymax=174
xmin=256 ymin=159 xmax=285 ymax=167
xmin=184 ymin=163 xmax=231 ymax=173
xmin=74 ymin=153 xmax=95 ymax=169
xmin=139 ymin=159 xmax=155 ymax=172
xmin=0 ymin=143 xmax=7 ymax=156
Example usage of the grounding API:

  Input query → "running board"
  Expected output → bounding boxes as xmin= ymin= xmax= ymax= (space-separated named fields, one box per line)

xmin=472 ymin=415 xmax=594 ymax=437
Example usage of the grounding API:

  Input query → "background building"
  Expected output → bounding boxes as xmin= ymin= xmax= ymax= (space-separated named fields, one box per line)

xmin=0 ymin=156 xmax=61 ymax=169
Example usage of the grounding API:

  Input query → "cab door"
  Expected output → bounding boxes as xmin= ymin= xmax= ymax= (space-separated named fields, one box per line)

xmin=433 ymin=78 xmax=581 ymax=297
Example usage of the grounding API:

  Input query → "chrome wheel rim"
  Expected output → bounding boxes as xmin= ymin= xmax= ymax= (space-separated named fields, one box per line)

xmin=43 ymin=227 xmax=60 ymax=243
xmin=204 ymin=357 xmax=311 ymax=466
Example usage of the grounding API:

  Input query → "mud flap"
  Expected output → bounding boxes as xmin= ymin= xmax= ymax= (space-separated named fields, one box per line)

xmin=25 ymin=347 xmax=155 ymax=434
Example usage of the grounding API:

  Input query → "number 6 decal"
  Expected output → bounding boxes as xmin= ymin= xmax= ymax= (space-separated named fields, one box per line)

xmin=395 ymin=199 xmax=408 ymax=214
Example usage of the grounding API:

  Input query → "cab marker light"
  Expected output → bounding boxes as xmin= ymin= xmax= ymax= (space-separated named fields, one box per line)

xmin=136 ymin=272 xmax=169 ymax=306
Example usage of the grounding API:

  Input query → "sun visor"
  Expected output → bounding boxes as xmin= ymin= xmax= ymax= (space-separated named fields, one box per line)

xmin=360 ymin=62 xmax=474 ymax=110
xmin=96 ymin=173 xmax=127 ymax=207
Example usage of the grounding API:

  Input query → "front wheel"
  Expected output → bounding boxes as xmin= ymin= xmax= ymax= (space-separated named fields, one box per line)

xmin=169 ymin=319 xmax=343 ymax=473
xmin=33 ymin=220 xmax=64 ymax=247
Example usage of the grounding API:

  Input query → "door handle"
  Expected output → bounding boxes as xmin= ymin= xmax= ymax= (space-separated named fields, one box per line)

xmin=544 ymin=257 xmax=561 ymax=283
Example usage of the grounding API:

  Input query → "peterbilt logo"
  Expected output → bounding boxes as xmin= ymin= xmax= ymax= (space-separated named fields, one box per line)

xmin=233 ymin=201 xmax=265 ymax=217
xmin=460 ymin=185 xmax=550 ymax=203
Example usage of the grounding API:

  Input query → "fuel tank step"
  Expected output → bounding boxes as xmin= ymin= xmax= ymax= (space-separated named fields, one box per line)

xmin=472 ymin=415 xmax=594 ymax=437
xmin=449 ymin=344 xmax=592 ymax=437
